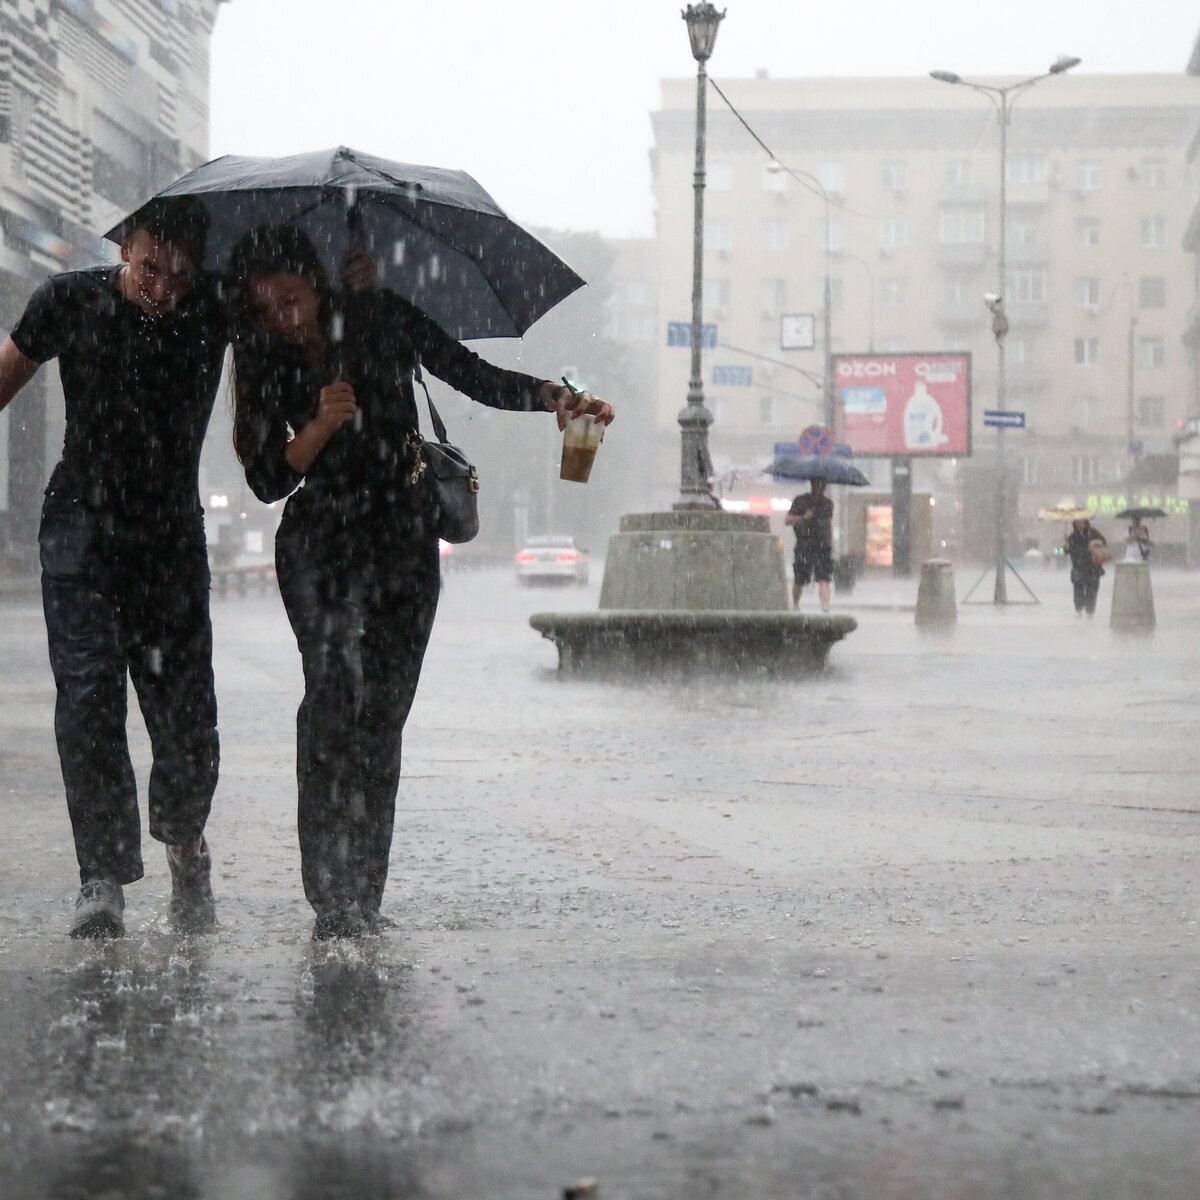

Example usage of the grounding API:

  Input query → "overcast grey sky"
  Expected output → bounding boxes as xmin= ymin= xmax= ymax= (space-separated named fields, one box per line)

xmin=209 ymin=1 xmax=1197 ymax=238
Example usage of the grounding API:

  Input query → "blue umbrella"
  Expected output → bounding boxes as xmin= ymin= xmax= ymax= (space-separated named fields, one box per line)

xmin=766 ymin=454 xmax=869 ymax=486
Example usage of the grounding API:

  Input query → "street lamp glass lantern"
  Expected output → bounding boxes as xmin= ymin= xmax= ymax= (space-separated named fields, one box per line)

xmin=682 ymin=3 xmax=725 ymax=62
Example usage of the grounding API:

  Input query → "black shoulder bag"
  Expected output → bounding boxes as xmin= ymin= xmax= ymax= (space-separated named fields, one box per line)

xmin=406 ymin=358 xmax=481 ymax=544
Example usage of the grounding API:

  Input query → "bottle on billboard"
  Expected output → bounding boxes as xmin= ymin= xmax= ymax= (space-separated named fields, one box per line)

xmin=903 ymin=381 xmax=949 ymax=450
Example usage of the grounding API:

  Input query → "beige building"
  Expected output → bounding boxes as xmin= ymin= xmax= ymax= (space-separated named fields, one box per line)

xmin=650 ymin=71 xmax=1200 ymax=561
xmin=0 ymin=0 xmax=228 ymax=566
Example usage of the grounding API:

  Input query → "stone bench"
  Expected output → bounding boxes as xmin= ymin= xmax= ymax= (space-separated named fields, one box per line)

xmin=530 ymin=610 xmax=857 ymax=677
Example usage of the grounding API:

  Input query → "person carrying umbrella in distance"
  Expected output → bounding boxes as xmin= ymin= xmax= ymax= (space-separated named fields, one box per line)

xmin=1117 ymin=505 xmax=1163 ymax=564
xmin=786 ymin=480 xmax=835 ymax=612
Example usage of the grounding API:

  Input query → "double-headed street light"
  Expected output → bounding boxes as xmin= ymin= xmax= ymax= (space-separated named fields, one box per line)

xmin=677 ymin=2 xmax=726 ymax=511
xmin=930 ymin=55 xmax=1081 ymax=604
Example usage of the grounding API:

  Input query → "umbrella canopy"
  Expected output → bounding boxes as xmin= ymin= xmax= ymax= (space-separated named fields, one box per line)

xmin=1037 ymin=503 xmax=1092 ymax=522
xmin=105 ymin=146 xmax=585 ymax=340
xmin=765 ymin=454 xmax=869 ymax=486
xmin=1116 ymin=506 xmax=1166 ymax=520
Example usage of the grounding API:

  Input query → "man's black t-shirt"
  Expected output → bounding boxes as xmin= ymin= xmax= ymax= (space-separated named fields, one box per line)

xmin=11 ymin=267 xmax=227 ymax=521
xmin=789 ymin=492 xmax=834 ymax=555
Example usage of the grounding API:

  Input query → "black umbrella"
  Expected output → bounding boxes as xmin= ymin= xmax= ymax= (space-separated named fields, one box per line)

xmin=766 ymin=454 xmax=869 ymax=486
xmin=1116 ymin=506 xmax=1167 ymax=520
xmin=105 ymin=146 xmax=585 ymax=340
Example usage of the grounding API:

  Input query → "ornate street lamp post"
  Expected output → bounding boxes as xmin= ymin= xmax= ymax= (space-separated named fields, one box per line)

xmin=676 ymin=3 xmax=725 ymax=510
xmin=930 ymin=56 xmax=1081 ymax=604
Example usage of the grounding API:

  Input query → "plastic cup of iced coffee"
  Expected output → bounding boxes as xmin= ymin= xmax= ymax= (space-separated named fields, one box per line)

xmin=560 ymin=413 xmax=604 ymax=483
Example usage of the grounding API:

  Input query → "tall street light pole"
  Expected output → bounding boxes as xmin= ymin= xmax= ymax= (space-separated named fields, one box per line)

xmin=677 ymin=3 xmax=725 ymax=511
xmin=931 ymin=56 xmax=1081 ymax=604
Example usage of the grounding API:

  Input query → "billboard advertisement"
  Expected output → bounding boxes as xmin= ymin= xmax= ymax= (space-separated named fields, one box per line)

xmin=833 ymin=352 xmax=971 ymax=459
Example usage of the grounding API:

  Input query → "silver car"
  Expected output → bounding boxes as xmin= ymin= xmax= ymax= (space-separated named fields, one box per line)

xmin=515 ymin=535 xmax=590 ymax=586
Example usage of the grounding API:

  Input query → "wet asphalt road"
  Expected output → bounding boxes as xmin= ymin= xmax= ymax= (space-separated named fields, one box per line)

xmin=1 ymin=563 xmax=1198 ymax=1199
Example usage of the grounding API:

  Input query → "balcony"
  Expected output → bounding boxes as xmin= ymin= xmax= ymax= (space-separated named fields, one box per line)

xmin=935 ymin=302 xmax=981 ymax=328
xmin=936 ymin=242 xmax=987 ymax=269
xmin=1005 ymin=180 xmax=1051 ymax=207
xmin=1006 ymin=244 xmax=1049 ymax=268
xmin=1183 ymin=294 xmax=1200 ymax=348
xmin=1006 ymin=360 xmax=1049 ymax=389
xmin=1006 ymin=300 xmax=1049 ymax=328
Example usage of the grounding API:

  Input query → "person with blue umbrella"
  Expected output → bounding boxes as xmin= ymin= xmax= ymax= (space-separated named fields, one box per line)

xmin=786 ymin=479 xmax=835 ymax=612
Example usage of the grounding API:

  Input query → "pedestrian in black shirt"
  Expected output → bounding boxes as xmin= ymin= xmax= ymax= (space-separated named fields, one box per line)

xmin=228 ymin=225 xmax=614 ymax=940
xmin=0 ymin=200 xmax=223 ymax=937
xmin=786 ymin=479 xmax=834 ymax=612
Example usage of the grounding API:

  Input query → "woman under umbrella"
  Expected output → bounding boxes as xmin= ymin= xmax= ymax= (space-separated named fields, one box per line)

xmin=1065 ymin=517 xmax=1108 ymax=617
xmin=228 ymin=225 xmax=613 ymax=939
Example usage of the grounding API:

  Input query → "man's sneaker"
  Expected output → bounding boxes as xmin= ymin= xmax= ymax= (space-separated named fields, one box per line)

xmin=312 ymin=903 xmax=368 ymax=941
xmin=167 ymin=839 xmax=218 ymax=934
xmin=70 ymin=879 xmax=125 ymax=939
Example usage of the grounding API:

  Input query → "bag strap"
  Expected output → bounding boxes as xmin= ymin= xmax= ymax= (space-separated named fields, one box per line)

xmin=412 ymin=356 xmax=450 ymax=445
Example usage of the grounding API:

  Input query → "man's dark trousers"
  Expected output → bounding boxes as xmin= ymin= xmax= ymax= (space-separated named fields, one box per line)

xmin=39 ymin=495 xmax=219 ymax=885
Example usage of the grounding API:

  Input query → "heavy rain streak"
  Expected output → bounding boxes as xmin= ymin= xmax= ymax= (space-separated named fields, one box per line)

xmin=0 ymin=3 xmax=1198 ymax=1199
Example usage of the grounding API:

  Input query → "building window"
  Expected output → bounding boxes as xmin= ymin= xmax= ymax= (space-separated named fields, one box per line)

xmin=1138 ymin=277 xmax=1166 ymax=309
xmin=708 ymin=160 xmax=733 ymax=191
xmin=1022 ymin=456 xmax=1039 ymax=486
xmin=1072 ymin=395 xmax=1101 ymax=427
xmin=1007 ymin=269 xmax=1046 ymax=302
xmin=703 ymin=278 xmax=732 ymax=310
xmin=759 ymin=395 xmax=779 ymax=425
xmin=1006 ymin=217 xmax=1038 ymax=247
xmin=939 ymin=206 xmax=985 ymax=244
xmin=1008 ymin=335 xmax=1033 ymax=366
xmin=760 ymin=220 xmax=789 ymax=250
xmin=1136 ymin=336 xmax=1165 ymax=369
xmin=881 ymin=159 xmax=907 ymax=190
xmin=706 ymin=218 xmax=732 ymax=250
xmin=880 ymin=218 xmax=908 ymax=250
xmin=1137 ymin=396 xmax=1164 ymax=427
xmin=823 ymin=219 xmax=846 ymax=253
xmin=1074 ymin=338 xmax=1099 ymax=367
xmin=880 ymin=278 xmax=904 ymax=309
xmin=1007 ymin=153 xmax=1048 ymax=183
xmin=942 ymin=276 xmax=970 ymax=304
xmin=760 ymin=278 xmax=787 ymax=310
xmin=1075 ymin=160 xmax=1103 ymax=190
xmin=1140 ymin=217 xmax=1167 ymax=249
xmin=944 ymin=158 xmax=971 ymax=185
xmin=1073 ymin=278 xmax=1101 ymax=309
xmin=1073 ymin=454 xmax=1102 ymax=485
xmin=818 ymin=161 xmax=846 ymax=194
xmin=1138 ymin=159 xmax=1168 ymax=188
xmin=1074 ymin=218 xmax=1100 ymax=247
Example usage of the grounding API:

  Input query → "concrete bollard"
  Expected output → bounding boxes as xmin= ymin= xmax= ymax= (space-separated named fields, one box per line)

xmin=915 ymin=559 xmax=957 ymax=628
xmin=1110 ymin=561 xmax=1156 ymax=631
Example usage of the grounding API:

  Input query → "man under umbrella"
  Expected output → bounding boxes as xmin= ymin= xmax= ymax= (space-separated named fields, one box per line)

xmin=786 ymin=479 xmax=834 ymax=612
xmin=0 ymin=199 xmax=226 ymax=937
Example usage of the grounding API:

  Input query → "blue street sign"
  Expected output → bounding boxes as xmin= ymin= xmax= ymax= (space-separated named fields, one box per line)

xmin=713 ymin=365 xmax=753 ymax=387
xmin=983 ymin=409 xmax=1025 ymax=429
xmin=667 ymin=321 xmax=718 ymax=348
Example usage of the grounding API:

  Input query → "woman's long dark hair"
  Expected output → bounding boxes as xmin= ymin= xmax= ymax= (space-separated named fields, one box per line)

xmin=227 ymin=224 xmax=334 ymax=464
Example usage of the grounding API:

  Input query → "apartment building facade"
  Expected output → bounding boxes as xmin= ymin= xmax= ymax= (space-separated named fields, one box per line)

xmin=0 ymin=0 xmax=227 ymax=565
xmin=651 ymin=71 xmax=1200 ymax=560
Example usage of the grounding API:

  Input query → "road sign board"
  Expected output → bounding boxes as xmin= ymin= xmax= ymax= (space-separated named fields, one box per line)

xmin=667 ymin=321 xmax=717 ymax=348
xmin=983 ymin=409 xmax=1025 ymax=429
